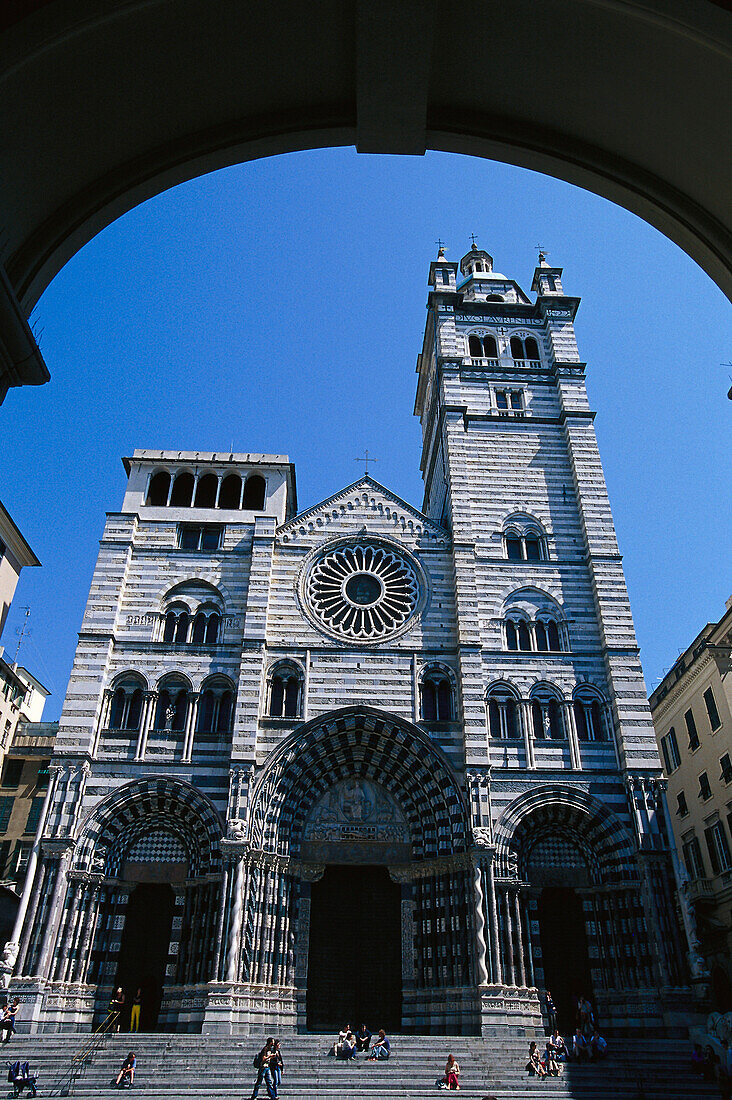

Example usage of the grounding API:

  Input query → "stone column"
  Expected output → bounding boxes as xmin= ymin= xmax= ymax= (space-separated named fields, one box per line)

xmin=512 ymin=889 xmax=526 ymax=986
xmin=502 ymin=888 xmax=515 ymax=986
xmin=487 ymin=862 xmax=502 ymax=984
xmin=73 ymin=881 xmax=102 ymax=983
xmin=563 ymin=700 xmax=581 ymax=769
xmin=225 ymin=854 xmax=246 ymax=984
xmin=471 ymin=858 xmax=489 ymax=985
xmin=3 ymin=765 xmax=60 ymax=977
xmin=135 ymin=692 xmax=155 ymax=759
xmin=53 ymin=879 xmax=81 ymax=981
xmin=520 ymin=701 xmax=535 ymax=769
xmin=35 ymin=847 xmax=72 ymax=979
xmin=182 ymin=693 xmax=200 ymax=762
xmin=211 ymin=865 xmax=230 ymax=982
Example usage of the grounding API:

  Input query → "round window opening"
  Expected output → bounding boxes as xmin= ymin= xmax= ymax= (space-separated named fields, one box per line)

xmin=345 ymin=573 xmax=382 ymax=606
xmin=305 ymin=543 xmax=421 ymax=641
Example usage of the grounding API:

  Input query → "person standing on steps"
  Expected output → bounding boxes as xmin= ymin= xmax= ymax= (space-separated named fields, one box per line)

xmin=129 ymin=989 xmax=142 ymax=1033
xmin=250 ymin=1037 xmax=277 ymax=1100
xmin=545 ymin=991 xmax=557 ymax=1034
xmin=109 ymin=987 xmax=125 ymax=1032
xmin=272 ymin=1039 xmax=284 ymax=1092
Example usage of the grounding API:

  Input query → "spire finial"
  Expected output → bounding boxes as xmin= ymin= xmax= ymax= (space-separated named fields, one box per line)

xmin=536 ymin=244 xmax=549 ymax=265
xmin=469 ymin=233 xmax=478 ymax=250
xmin=435 ymin=238 xmax=446 ymax=259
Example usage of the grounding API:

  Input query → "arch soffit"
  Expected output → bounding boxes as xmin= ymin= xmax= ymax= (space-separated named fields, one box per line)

xmin=267 ymin=658 xmax=305 ymax=678
xmin=418 ymin=660 xmax=457 ymax=686
xmin=249 ymin=705 xmax=469 ymax=859
xmin=502 ymin=585 xmax=565 ymax=618
xmin=110 ymin=670 xmax=148 ymax=691
xmin=155 ymin=670 xmax=193 ymax=691
xmin=502 ymin=511 xmax=548 ymax=535
xmin=74 ymin=775 xmax=223 ymax=871
xmin=160 ymin=578 xmax=226 ymax=613
xmin=485 ymin=678 xmax=521 ymax=700
xmin=493 ymin=784 xmax=635 ymax=881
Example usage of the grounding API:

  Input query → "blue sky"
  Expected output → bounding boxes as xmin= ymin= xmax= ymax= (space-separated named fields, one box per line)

xmin=1 ymin=148 xmax=730 ymax=719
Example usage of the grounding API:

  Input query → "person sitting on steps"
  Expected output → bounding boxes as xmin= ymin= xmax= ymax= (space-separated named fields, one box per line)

xmin=367 ymin=1030 xmax=391 ymax=1060
xmin=114 ymin=1052 xmax=135 ymax=1089
xmin=441 ymin=1053 xmax=460 ymax=1089
xmin=355 ymin=1023 xmax=371 ymax=1053
xmin=526 ymin=1041 xmax=546 ymax=1079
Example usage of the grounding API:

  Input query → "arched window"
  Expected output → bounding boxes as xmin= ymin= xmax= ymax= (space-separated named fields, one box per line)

xmin=531 ymin=692 xmax=565 ymax=740
xmin=506 ymin=620 xmax=519 ymax=651
xmin=174 ymin=612 xmax=190 ymax=643
xmin=268 ymin=664 xmax=303 ymax=718
xmin=219 ymin=473 xmax=242 ymax=509
xmin=197 ymin=679 xmax=235 ymax=735
xmin=243 ymin=475 xmax=266 ymax=510
xmin=525 ymin=336 xmax=540 ymax=360
xmin=205 ymin=613 xmax=220 ymax=643
xmin=468 ymin=334 xmax=482 ymax=357
xmin=547 ymin=620 xmax=561 ymax=651
xmin=510 ymin=335 xmax=525 ymax=359
xmin=108 ymin=678 xmax=144 ymax=730
xmin=503 ymin=523 xmax=546 ymax=561
xmin=483 ymin=334 xmax=498 ymax=358
xmin=486 ymin=294 xmax=503 ymax=302
xmin=517 ymin=621 xmax=531 ymax=651
xmin=194 ymin=473 xmax=218 ymax=508
xmin=192 ymin=613 xmax=207 ymax=644
xmin=420 ymin=668 xmax=453 ymax=721
xmin=487 ymin=687 xmax=519 ymax=739
xmin=154 ymin=681 xmax=189 ymax=731
xmin=535 ymin=621 xmax=548 ymax=651
xmin=170 ymin=471 xmax=194 ymax=507
xmin=147 ymin=470 xmax=170 ymax=506
xmin=163 ymin=610 xmax=178 ymax=642
xmin=574 ymin=691 xmax=607 ymax=742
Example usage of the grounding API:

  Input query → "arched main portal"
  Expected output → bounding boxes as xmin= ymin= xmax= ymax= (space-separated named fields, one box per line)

xmin=245 ymin=706 xmax=474 ymax=1034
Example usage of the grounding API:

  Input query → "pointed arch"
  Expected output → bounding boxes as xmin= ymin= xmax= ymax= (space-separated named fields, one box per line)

xmin=247 ymin=706 xmax=469 ymax=861
xmin=493 ymin=785 xmax=636 ymax=884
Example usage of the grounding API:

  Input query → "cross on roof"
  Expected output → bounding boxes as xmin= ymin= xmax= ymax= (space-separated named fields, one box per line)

xmin=435 ymin=238 xmax=445 ymax=254
xmin=355 ymin=450 xmax=378 ymax=476
xmin=536 ymin=244 xmax=549 ymax=262
xmin=469 ymin=233 xmax=478 ymax=249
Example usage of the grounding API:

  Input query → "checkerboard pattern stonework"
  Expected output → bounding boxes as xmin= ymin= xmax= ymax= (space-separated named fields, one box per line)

xmin=7 ymin=247 xmax=693 ymax=1037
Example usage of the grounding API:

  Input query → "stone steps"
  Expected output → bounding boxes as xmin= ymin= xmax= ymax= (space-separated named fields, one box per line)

xmin=0 ymin=1034 xmax=716 ymax=1100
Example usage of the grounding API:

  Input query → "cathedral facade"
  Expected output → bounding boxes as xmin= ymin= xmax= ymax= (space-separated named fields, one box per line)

xmin=5 ymin=247 xmax=693 ymax=1035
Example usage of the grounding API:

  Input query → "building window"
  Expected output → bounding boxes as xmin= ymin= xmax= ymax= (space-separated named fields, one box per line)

xmin=109 ymin=681 xmax=144 ymax=731
xmin=704 ymin=686 xmax=722 ymax=732
xmin=13 ymin=841 xmax=31 ymax=876
xmin=420 ymin=669 xmax=453 ymax=722
xmin=531 ymin=695 xmax=565 ymax=740
xmin=196 ymin=680 xmax=234 ymax=735
xmin=468 ymin=334 xmax=498 ymax=359
xmin=0 ymin=797 xmax=13 ymax=833
xmin=219 ymin=473 xmax=242 ymax=509
xmin=170 ymin=470 xmax=195 ymax=507
xmin=682 ymin=836 xmax=706 ymax=879
xmin=574 ymin=693 xmax=607 ymax=741
xmin=191 ymin=610 xmax=220 ymax=645
xmin=676 ymin=792 xmax=688 ymax=817
xmin=268 ymin=664 xmax=304 ymax=719
xmin=153 ymin=684 xmax=189 ymax=732
xmin=24 ymin=797 xmax=44 ymax=835
xmin=685 ymin=708 xmax=700 ymax=751
xmin=194 ymin=472 xmax=219 ymax=508
xmin=698 ymin=772 xmax=712 ymax=801
xmin=36 ymin=762 xmax=50 ymax=788
xmin=146 ymin=470 xmax=171 ymax=506
xmin=720 ymin=754 xmax=732 ymax=784
xmin=704 ymin=822 xmax=732 ymax=875
xmin=178 ymin=524 xmax=223 ymax=551
xmin=496 ymin=390 xmax=509 ymax=410
xmin=1 ymin=760 xmax=23 ymax=788
xmin=487 ymin=689 xmax=520 ymax=739
xmin=502 ymin=526 xmax=546 ymax=562
xmin=510 ymin=335 xmax=540 ymax=361
xmin=495 ymin=388 xmax=523 ymax=413
xmin=0 ymin=841 xmax=10 ymax=877
xmin=660 ymin=727 xmax=681 ymax=772
xmin=242 ymin=475 xmax=266 ymax=510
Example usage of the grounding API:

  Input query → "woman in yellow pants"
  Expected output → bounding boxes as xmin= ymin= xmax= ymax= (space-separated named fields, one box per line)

xmin=129 ymin=989 xmax=142 ymax=1032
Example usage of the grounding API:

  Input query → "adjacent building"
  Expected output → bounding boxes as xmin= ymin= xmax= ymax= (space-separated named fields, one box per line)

xmin=650 ymin=597 xmax=732 ymax=1012
xmin=0 ymin=501 xmax=39 ymax=640
xmin=5 ymin=247 xmax=692 ymax=1037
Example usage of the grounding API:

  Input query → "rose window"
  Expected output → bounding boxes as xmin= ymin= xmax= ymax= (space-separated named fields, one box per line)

xmin=305 ymin=543 xmax=420 ymax=640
